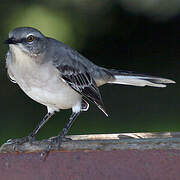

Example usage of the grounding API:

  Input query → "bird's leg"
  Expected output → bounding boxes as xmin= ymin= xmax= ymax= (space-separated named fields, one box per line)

xmin=29 ymin=112 xmax=55 ymax=138
xmin=48 ymin=111 xmax=80 ymax=149
xmin=7 ymin=112 xmax=55 ymax=146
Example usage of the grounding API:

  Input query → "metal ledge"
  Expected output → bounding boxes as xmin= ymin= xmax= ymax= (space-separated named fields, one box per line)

xmin=1 ymin=132 xmax=180 ymax=153
xmin=1 ymin=132 xmax=180 ymax=180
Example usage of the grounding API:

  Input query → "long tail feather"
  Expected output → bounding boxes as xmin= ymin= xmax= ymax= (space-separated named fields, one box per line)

xmin=107 ymin=70 xmax=175 ymax=88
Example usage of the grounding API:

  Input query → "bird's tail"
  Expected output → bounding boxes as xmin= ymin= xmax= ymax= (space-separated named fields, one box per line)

xmin=105 ymin=69 xmax=175 ymax=88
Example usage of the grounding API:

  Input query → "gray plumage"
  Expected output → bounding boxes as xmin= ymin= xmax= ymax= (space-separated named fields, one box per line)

xmin=4 ymin=27 xmax=175 ymax=147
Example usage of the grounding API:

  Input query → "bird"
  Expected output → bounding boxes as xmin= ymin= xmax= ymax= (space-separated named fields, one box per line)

xmin=4 ymin=27 xmax=175 ymax=148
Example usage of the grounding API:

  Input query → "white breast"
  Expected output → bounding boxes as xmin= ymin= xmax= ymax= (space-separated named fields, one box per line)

xmin=7 ymin=45 xmax=82 ymax=111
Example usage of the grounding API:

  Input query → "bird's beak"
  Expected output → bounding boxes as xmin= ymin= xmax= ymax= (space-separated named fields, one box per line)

xmin=4 ymin=38 xmax=17 ymax=45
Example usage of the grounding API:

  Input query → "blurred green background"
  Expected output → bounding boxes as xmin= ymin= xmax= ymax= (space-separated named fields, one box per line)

xmin=0 ymin=0 xmax=179 ymax=144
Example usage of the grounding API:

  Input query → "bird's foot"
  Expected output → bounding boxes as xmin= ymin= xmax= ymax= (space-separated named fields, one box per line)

xmin=47 ymin=135 xmax=72 ymax=150
xmin=41 ymin=135 xmax=72 ymax=159
xmin=49 ymin=135 xmax=72 ymax=144
xmin=6 ymin=135 xmax=35 ymax=151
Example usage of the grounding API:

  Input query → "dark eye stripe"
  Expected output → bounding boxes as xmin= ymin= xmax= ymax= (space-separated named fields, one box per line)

xmin=15 ymin=37 xmax=38 ymax=44
xmin=13 ymin=38 xmax=28 ymax=43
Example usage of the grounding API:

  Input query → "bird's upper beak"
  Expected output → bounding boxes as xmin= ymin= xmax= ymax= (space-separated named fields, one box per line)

xmin=4 ymin=38 xmax=17 ymax=45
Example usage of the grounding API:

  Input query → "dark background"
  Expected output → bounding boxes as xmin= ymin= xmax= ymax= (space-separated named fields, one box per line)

xmin=0 ymin=0 xmax=179 ymax=144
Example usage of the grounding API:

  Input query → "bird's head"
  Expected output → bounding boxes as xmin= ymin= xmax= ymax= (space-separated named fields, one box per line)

xmin=5 ymin=27 xmax=47 ymax=56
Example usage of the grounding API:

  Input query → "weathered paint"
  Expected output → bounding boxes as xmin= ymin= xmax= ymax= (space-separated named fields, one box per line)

xmin=0 ymin=149 xmax=180 ymax=180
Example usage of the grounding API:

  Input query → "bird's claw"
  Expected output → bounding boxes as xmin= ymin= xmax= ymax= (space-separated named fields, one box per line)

xmin=49 ymin=135 xmax=72 ymax=144
xmin=40 ymin=135 xmax=71 ymax=159
xmin=6 ymin=135 xmax=35 ymax=151
xmin=48 ymin=135 xmax=72 ymax=149
xmin=41 ymin=135 xmax=72 ymax=157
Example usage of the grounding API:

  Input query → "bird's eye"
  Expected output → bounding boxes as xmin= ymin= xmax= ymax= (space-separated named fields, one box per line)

xmin=27 ymin=35 xmax=34 ymax=42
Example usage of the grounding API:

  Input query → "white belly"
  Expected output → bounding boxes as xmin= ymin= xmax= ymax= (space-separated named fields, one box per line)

xmin=25 ymin=80 xmax=81 ymax=110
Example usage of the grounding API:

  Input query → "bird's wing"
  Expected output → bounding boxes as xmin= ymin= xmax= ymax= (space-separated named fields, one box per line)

xmin=56 ymin=64 xmax=107 ymax=116
xmin=48 ymin=38 xmax=107 ymax=115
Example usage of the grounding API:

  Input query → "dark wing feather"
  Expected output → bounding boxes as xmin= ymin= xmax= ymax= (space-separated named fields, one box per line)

xmin=57 ymin=64 xmax=108 ymax=116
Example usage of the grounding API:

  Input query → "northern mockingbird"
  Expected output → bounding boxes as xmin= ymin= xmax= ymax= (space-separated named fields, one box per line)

xmin=5 ymin=27 xmax=175 ymax=148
